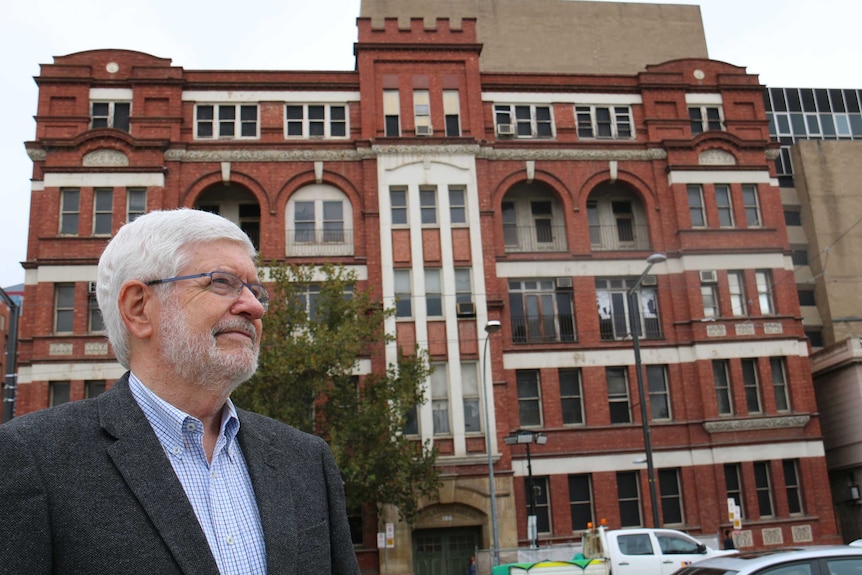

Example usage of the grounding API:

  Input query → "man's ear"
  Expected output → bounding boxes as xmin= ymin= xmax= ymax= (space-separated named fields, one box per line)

xmin=118 ymin=281 xmax=156 ymax=339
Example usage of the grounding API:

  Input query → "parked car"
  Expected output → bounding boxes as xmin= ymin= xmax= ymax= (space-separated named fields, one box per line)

xmin=672 ymin=546 xmax=862 ymax=574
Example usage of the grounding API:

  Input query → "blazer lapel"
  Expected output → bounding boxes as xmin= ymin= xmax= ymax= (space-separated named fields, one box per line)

xmin=238 ymin=416 xmax=298 ymax=575
xmin=99 ymin=375 xmax=220 ymax=575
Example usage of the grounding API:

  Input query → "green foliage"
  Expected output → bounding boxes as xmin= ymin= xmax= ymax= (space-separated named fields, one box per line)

xmin=233 ymin=263 xmax=440 ymax=522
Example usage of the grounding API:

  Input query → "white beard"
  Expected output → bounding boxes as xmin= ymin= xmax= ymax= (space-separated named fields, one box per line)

xmin=158 ymin=295 xmax=260 ymax=393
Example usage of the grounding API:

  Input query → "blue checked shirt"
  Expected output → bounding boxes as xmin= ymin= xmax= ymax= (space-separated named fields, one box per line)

xmin=129 ymin=373 xmax=267 ymax=574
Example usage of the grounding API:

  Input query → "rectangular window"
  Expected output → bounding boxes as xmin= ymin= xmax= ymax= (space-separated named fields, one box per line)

xmin=91 ymin=101 xmax=130 ymax=131
xmin=527 ymin=476 xmax=551 ymax=535
xmin=715 ymin=184 xmax=735 ymax=227
xmin=443 ymin=90 xmax=461 ymax=137
xmin=701 ymin=284 xmax=719 ymax=318
xmin=742 ymin=184 xmax=762 ymax=227
xmin=617 ymin=471 xmax=642 ymax=527
xmin=390 ymin=188 xmax=408 ymax=226
xmin=742 ymin=359 xmax=762 ymax=413
xmin=713 ymin=360 xmax=733 ymax=415
xmin=783 ymin=459 xmax=804 ymax=515
xmin=93 ymin=187 xmax=113 ymax=235
xmin=88 ymin=294 xmax=104 ymax=333
xmin=55 ymin=284 xmax=75 ymax=333
xmin=771 ymin=357 xmax=790 ymax=412
xmin=126 ymin=188 xmax=146 ymax=222
xmin=756 ymin=270 xmax=774 ymax=315
xmin=659 ymin=468 xmax=684 ymax=525
xmin=568 ymin=474 xmax=594 ymax=531
xmin=384 ymin=89 xmax=400 ymax=137
xmin=754 ymin=461 xmax=775 ymax=517
xmin=285 ymin=104 xmax=348 ymax=138
xmin=689 ymin=105 xmax=724 ymax=134
xmin=724 ymin=463 xmax=745 ymax=518
xmin=516 ymin=369 xmax=542 ymax=427
xmin=728 ymin=271 xmax=747 ymax=316
xmin=607 ymin=367 xmax=631 ymax=424
xmin=559 ymin=369 xmax=584 ymax=425
xmin=461 ymin=362 xmax=481 ymax=433
xmin=413 ymin=90 xmax=431 ymax=135
xmin=394 ymin=269 xmax=412 ymax=318
xmin=687 ymin=185 xmax=706 ymax=227
xmin=494 ymin=104 xmax=553 ymax=138
xmin=449 ymin=186 xmax=466 ymax=225
xmin=50 ymin=381 xmax=71 ymax=406
xmin=419 ymin=187 xmax=437 ymax=225
xmin=430 ymin=365 xmax=450 ymax=435
xmin=60 ymin=188 xmax=80 ymax=235
xmin=785 ymin=210 xmax=802 ymax=226
xmin=509 ymin=279 xmax=576 ymax=344
xmin=454 ymin=269 xmax=473 ymax=312
xmin=575 ymin=105 xmax=633 ymax=139
xmin=195 ymin=104 xmax=258 ymax=139
xmin=85 ymin=380 xmax=106 ymax=398
xmin=647 ymin=365 xmax=671 ymax=421
xmin=596 ymin=278 xmax=661 ymax=341
xmin=425 ymin=269 xmax=442 ymax=317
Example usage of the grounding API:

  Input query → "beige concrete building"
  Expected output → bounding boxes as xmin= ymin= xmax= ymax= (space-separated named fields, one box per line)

xmin=360 ymin=0 xmax=708 ymax=75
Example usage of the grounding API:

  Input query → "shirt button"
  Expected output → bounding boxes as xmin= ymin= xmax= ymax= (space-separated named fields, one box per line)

xmin=186 ymin=422 xmax=196 ymax=432
xmin=226 ymin=535 xmax=235 ymax=545
xmin=171 ymin=446 xmax=181 ymax=455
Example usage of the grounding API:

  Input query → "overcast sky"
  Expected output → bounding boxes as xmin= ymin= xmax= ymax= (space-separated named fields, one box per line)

xmin=1 ymin=0 xmax=860 ymax=288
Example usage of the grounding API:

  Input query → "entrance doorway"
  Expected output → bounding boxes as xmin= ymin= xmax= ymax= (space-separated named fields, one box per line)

xmin=413 ymin=526 xmax=480 ymax=575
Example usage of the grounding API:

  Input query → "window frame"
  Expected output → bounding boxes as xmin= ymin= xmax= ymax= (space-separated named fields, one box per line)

xmin=425 ymin=269 xmax=443 ymax=318
xmin=88 ymin=294 xmax=105 ymax=333
xmin=419 ymin=186 xmax=438 ymax=225
xmin=509 ymin=279 xmax=576 ymax=344
xmin=60 ymin=188 xmax=80 ymax=236
xmin=783 ymin=459 xmax=804 ymax=515
xmin=516 ymin=369 xmax=543 ymax=427
xmin=413 ymin=89 xmax=431 ymax=134
xmin=390 ymin=188 xmax=408 ymax=227
xmin=725 ymin=463 xmax=745 ymax=519
xmin=559 ymin=368 xmax=585 ymax=426
xmin=55 ymin=283 xmax=75 ymax=333
xmin=658 ymin=468 xmax=684 ymax=525
xmin=394 ymin=269 xmax=412 ymax=319
xmin=596 ymin=278 xmax=662 ymax=341
xmin=93 ymin=187 xmax=113 ymax=236
xmin=430 ymin=363 xmax=451 ymax=436
xmin=771 ymin=357 xmax=791 ymax=412
xmin=617 ymin=471 xmax=643 ymax=527
xmin=756 ymin=270 xmax=775 ymax=315
xmin=91 ymin=100 xmax=131 ymax=131
xmin=494 ymin=104 xmax=554 ymax=138
xmin=195 ymin=103 xmax=259 ymax=140
xmin=461 ymin=362 xmax=481 ymax=434
xmin=715 ymin=184 xmax=735 ymax=228
xmin=713 ymin=359 xmax=733 ymax=416
xmin=126 ymin=188 xmax=146 ymax=222
xmin=568 ymin=474 xmax=594 ymax=531
xmin=742 ymin=184 xmax=762 ymax=227
xmin=754 ymin=461 xmax=775 ymax=518
xmin=575 ymin=105 xmax=634 ymax=139
xmin=443 ymin=89 xmax=461 ymax=137
xmin=728 ymin=271 xmax=747 ymax=316
xmin=742 ymin=358 xmax=762 ymax=414
xmin=285 ymin=103 xmax=348 ymax=139
xmin=607 ymin=366 xmax=631 ymax=425
xmin=448 ymin=186 xmax=467 ymax=225
xmin=689 ymin=105 xmax=725 ymax=134
xmin=50 ymin=381 xmax=71 ymax=407
xmin=646 ymin=365 xmax=671 ymax=421
xmin=687 ymin=184 xmax=707 ymax=227
xmin=383 ymin=89 xmax=401 ymax=137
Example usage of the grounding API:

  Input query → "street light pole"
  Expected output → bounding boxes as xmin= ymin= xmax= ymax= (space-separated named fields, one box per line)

xmin=482 ymin=320 xmax=502 ymax=565
xmin=504 ymin=430 xmax=547 ymax=549
xmin=628 ymin=253 xmax=666 ymax=529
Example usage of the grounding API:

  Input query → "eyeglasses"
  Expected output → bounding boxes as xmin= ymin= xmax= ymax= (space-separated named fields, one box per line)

xmin=146 ymin=271 xmax=269 ymax=312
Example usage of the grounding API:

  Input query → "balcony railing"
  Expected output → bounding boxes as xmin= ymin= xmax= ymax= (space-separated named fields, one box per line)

xmin=599 ymin=313 xmax=663 ymax=341
xmin=511 ymin=315 xmax=576 ymax=344
xmin=504 ymin=224 xmax=568 ymax=253
xmin=589 ymin=224 xmax=651 ymax=251
xmin=286 ymin=228 xmax=354 ymax=257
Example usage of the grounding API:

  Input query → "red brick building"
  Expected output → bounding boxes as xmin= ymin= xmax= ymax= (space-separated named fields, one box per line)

xmin=18 ymin=5 xmax=839 ymax=574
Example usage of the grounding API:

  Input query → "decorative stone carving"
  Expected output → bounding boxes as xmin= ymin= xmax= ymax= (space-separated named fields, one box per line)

xmin=698 ymin=149 xmax=736 ymax=165
xmin=164 ymin=145 xmax=668 ymax=163
xmin=763 ymin=322 xmax=783 ymax=334
xmin=734 ymin=530 xmax=753 ymax=548
xmin=49 ymin=343 xmax=73 ymax=356
xmin=27 ymin=148 xmax=47 ymax=161
xmin=83 ymin=149 xmax=129 ymax=167
xmin=84 ymin=342 xmax=109 ymax=355
xmin=703 ymin=414 xmax=810 ymax=433
xmin=765 ymin=149 xmax=781 ymax=160
xmin=706 ymin=324 xmax=727 ymax=337
xmin=735 ymin=323 xmax=755 ymax=336
xmin=792 ymin=525 xmax=813 ymax=543
xmin=762 ymin=527 xmax=784 ymax=546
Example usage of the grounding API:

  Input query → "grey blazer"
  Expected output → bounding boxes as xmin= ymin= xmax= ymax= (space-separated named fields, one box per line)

xmin=0 ymin=374 xmax=361 ymax=575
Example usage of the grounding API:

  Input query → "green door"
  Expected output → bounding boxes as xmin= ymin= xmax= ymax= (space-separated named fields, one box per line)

xmin=413 ymin=527 xmax=480 ymax=575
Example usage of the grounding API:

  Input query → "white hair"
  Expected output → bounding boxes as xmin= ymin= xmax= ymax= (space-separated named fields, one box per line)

xmin=96 ymin=209 xmax=256 ymax=368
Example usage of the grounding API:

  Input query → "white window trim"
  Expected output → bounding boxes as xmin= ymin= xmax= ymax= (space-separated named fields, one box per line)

xmin=284 ymin=103 xmax=349 ymax=139
xmin=575 ymin=105 xmax=635 ymax=140
xmin=194 ymin=103 xmax=259 ymax=140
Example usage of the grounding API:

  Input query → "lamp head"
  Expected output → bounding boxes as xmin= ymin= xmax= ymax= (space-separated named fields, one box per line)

xmin=646 ymin=253 xmax=667 ymax=265
xmin=485 ymin=320 xmax=502 ymax=334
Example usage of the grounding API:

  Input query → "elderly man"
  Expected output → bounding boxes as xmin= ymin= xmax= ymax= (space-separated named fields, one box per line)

xmin=0 ymin=209 xmax=360 ymax=575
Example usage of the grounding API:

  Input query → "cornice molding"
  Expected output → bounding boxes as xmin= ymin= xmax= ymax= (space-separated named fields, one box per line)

xmin=703 ymin=414 xmax=810 ymax=433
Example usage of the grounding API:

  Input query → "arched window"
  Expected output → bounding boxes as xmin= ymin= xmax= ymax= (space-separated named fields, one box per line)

xmin=286 ymin=184 xmax=354 ymax=256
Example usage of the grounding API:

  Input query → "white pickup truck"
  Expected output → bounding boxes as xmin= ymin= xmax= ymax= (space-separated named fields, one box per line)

xmin=491 ymin=525 xmax=735 ymax=575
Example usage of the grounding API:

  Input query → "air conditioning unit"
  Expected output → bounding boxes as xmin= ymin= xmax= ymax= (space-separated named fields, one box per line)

xmin=415 ymin=125 xmax=433 ymax=136
xmin=88 ymin=281 xmax=97 ymax=294
xmin=641 ymin=275 xmax=658 ymax=287
xmin=496 ymin=123 xmax=516 ymax=136
xmin=699 ymin=270 xmax=718 ymax=284
xmin=555 ymin=277 xmax=573 ymax=289
xmin=456 ymin=302 xmax=476 ymax=317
